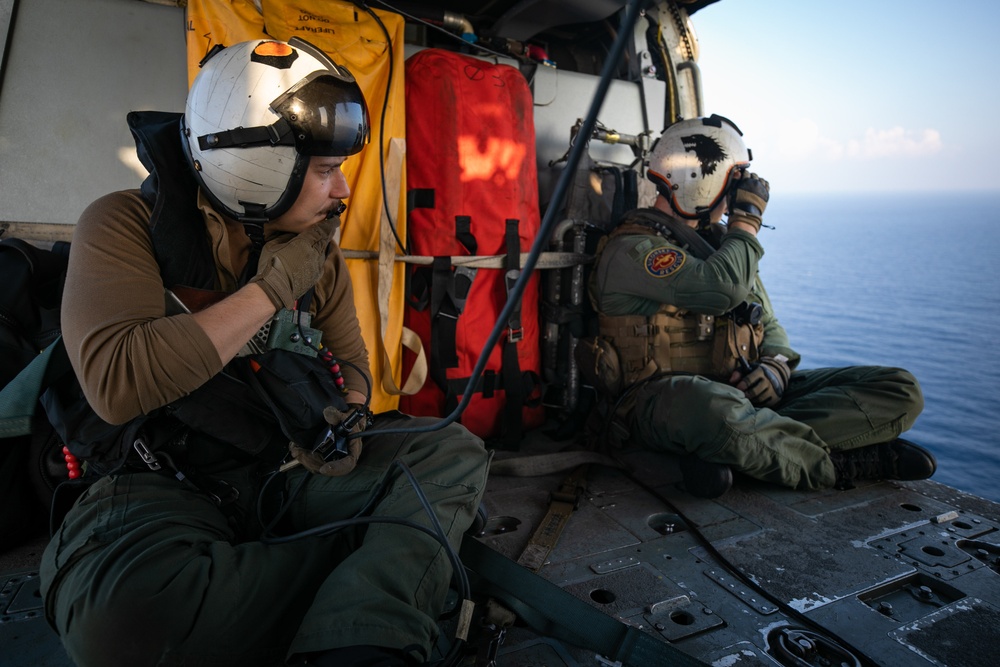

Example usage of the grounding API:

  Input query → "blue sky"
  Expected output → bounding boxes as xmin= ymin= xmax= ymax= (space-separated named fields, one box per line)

xmin=689 ymin=0 xmax=1000 ymax=194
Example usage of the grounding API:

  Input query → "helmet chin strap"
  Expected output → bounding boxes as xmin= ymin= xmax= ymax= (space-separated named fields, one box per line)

xmin=239 ymin=206 xmax=269 ymax=284
xmin=665 ymin=195 xmax=710 ymax=230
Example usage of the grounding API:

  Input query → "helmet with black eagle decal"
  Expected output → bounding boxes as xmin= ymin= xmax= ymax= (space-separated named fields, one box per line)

xmin=182 ymin=37 xmax=371 ymax=223
xmin=646 ymin=114 xmax=750 ymax=222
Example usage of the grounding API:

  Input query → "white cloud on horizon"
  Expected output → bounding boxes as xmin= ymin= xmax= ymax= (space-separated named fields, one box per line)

xmin=775 ymin=119 xmax=843 ymax=160
xmin=776 ymin=119 xmax=942 ymax=161
xmin=847 ymin=127 xmax=942 ymax=158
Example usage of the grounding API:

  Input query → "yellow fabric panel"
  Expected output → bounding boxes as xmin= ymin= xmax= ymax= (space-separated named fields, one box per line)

xmin=185 ymin=0 xmax=409 ymax=412
xmin=184 ymin=0 xmax=265 ymax=84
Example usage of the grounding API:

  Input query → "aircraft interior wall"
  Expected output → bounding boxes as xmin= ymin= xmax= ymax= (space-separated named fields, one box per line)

xmin=1 ymin=0 xmax=662 ymax=229
xmin=0 ymin=0 xmax=186 ymax=227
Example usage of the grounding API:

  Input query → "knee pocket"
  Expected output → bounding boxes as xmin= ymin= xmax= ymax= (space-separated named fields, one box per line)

xmin=634 ymin=376 xmax=754 ymax=451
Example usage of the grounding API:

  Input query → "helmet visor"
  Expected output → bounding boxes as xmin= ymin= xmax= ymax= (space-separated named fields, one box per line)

xmin=272 ymin=72 xmax=371 ymax=157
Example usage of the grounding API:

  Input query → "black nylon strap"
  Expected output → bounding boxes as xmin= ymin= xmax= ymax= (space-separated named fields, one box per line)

xmin=407 ymin=188 xmax=435 ymax=212
xmin=460 ymin=537 xmax=708 ymax=667
xmin=428 ymin=257 xmax=458 ymax=397
xmin=444 ymin=370 xmax=542 ymax=408
xmin=455 ymin=215 xmax=477 ymax=255
xmin=196 ymin=119 xmax=293 ymax=150
xmin=623 ymin=168 xmax=639 ymax=212
xmin=445 ymin=369 xmax=501 ymax=401
xmin=500 ymin=219 xmax=524 ymax=448
xmin=239 ymin=222 xmax=266 ymax=286
xmin=622 ymin=209 xmax=717 ymax=260
xmin=503 ymin=219 xmax=523 ymax=338
xmin=407 ymin=267 xmax=431 ymax=311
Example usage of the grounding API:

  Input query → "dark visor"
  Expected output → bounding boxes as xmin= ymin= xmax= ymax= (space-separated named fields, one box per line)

xmin=196 ymin=72 xmax=370 ymax=157
xmin=271 ymin=72 xmax=371 ymax=156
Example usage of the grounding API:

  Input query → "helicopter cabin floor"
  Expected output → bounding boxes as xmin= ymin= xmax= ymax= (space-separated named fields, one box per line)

xmin=4 ymin=424 xmax=1000 ymax=667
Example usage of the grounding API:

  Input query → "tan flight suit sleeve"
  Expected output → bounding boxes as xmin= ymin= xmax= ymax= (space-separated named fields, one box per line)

xmin=311 ymin=240 xmax=372 ymax=401
xmin=61 ymin=191 xmax=223 ymax=425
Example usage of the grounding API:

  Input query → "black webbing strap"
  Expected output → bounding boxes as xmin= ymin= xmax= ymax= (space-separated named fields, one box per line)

xmin=239 ymin=221 xmax=266 ymax=285
xmin=443 ymin=370 xmax=543 ymax=408
xmin=455 ymin=215 xmax=477 ymax=255
xmin=448 ymin=369 xmax=500 ymax=402
xmin=407 ymin=188 xmax=435 ymax=213
xmin=460 ymin=537 xmax=708 ymax=667
xmin=428 ymin=216 xmax=480 ymax=404
xmin=500 ymin=219 xmax=525 ymax=448
xmin=428 ymin=256 xmax=458 ymax=396
xmin=625 ymin=209 xmax=716 ymax=260
xmin=623 ymin=168 xmax=639 ymax=212
xmin=196 ymin=118 xmax=293 ymax=150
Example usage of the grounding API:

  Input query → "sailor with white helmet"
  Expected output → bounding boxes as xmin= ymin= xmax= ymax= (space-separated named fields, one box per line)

xmin=40 ymin=38 xmax=488 ymax=667
xmin=582 ymin=114 xmax=936 ymax=498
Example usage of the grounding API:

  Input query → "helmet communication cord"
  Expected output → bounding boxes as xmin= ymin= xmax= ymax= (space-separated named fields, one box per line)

xmin=259 ymin=459 xmax=473 ymax=667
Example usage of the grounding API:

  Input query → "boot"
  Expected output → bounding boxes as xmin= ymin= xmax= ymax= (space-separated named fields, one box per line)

xmin=679 ymin=455 xmax=733 ymax=499
xmin=830 ymin=438 xmax=937 ymax=490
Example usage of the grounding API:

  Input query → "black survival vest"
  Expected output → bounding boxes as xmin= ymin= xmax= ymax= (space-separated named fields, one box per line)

xmin=42 ymin=111 xmax=346 ymax=475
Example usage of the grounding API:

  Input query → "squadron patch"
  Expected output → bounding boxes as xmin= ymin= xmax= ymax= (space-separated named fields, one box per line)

xmin=644 ymin=248 xmax=685 ymax=277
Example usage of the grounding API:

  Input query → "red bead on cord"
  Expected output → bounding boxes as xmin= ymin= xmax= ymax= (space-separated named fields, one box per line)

xmin=320 ymin=348 xmax=348 ymax=395
xmin=62 ymin=445 xmax=81 ymax=480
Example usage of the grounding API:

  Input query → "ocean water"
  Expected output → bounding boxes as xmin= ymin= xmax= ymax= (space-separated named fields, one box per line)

xmin=757 ymin=191 xmax=1000 ymax=502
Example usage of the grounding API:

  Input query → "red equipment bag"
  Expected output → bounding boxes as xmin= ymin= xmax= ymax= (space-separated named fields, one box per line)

xmin=401 ymin=48 xmax=544 ymax=447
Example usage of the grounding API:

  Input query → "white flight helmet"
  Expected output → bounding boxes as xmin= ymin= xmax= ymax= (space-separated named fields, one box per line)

xmin=646 ymin=114 xmax=750 ymax=221
xmin=182 ymin=37 xmax=371 ymax=222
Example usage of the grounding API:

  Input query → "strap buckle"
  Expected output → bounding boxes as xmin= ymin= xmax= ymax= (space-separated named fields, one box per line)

xmin=448 ymin=265 xmax=478 ymax=314
xmin=133 ymin=438 xmax=161 ymax=471
xmin=476 ymin=623 xmax=507 ymax=667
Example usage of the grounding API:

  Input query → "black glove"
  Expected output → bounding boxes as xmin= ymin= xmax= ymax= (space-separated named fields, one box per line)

xmin=251 ymin=217 xmax=336 ymax=310
xmin=288 ymin=403 xmax=371 ymax=476
xmin=740 ymin=355 xmax=790 ymax=408
xmin=728 ymin=172 xmax=770 ymax=232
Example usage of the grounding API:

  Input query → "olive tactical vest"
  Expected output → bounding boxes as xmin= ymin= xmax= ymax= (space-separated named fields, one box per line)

xmin=582 ymin=213 xmax=763 ymax=398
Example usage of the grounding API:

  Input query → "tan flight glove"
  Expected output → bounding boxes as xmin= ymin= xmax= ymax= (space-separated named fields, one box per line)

xmin=728 ymin=172 xmax=770 ymax=232
xmin=250 ymin=217 xmax=336 ymax=310
xmin=740 ymin=355 xmax=791 ymax=408
xmin=288 ymin=404 xmax=370 ymax=477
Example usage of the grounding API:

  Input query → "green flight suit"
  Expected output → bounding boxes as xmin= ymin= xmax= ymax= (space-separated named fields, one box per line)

xmin=589 ymin=209 xmax=923 ymax=489
xmin=40 ymin=413 xmax=488 ymax=667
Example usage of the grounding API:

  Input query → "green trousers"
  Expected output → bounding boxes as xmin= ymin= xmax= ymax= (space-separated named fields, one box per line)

xmin=630 ymin=366 xmax=924 ymax=489
xmin=40 ymin=414 xmax=489 ymax=667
